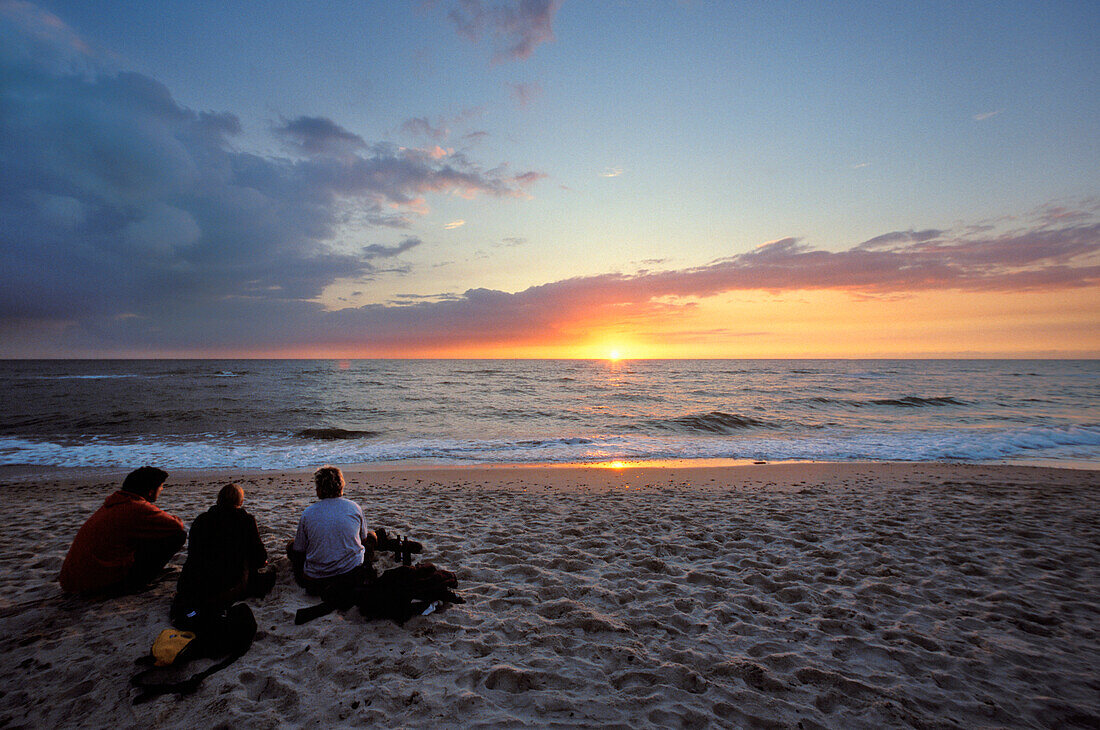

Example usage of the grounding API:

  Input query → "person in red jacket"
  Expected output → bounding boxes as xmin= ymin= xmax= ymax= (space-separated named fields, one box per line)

xmin=58 ymin=466 xmax=186 ymax=594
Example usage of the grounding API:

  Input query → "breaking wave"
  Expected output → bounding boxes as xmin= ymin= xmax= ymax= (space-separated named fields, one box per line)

xmin=642 ymin=411 xmax=773 ymax=434
xmin=296 ymin=428 xmax=381 ymax=440
xmin=1 ymin=424 xmax=1097 ymax=470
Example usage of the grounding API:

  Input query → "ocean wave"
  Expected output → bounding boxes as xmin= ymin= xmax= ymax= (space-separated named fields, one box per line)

xmin=1 ymin=424 xmax=1098 ymax=470
xmin=296 ymin=428 xmax=381 ymax=440
xmin=641 ymin=411 xmax=774 ymax=434
xmin=870 ymin=396 xmax=967 ymax=407
xmin=24 ymin=374 xmax=157 ymax=380
xmin=610 ymin=393 xmax=666 ymax=402
xmin=804 ymin=396 xmax=967 ymax=408
xmin=514 ymin=437 xmax=595 ymax=447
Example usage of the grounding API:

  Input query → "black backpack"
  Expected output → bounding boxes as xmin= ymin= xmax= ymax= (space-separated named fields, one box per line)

xmin=131 ymin=603 xmax=257 ymax=703
xmin=358 ymin=563 xmax=464 ymax=625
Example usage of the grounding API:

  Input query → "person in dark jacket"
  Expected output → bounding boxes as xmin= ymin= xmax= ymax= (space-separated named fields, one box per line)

xmin=171 ymin=483 xmax=275 ymax=624
xmin=59 ymin=466 xmax=186 ymax=594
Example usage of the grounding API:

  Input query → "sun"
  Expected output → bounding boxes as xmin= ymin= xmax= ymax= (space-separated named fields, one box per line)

xmin=608 ymin=350 xmax=622 ymax=361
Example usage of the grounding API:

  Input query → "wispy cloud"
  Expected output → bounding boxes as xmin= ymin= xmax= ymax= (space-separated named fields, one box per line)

xmin=508 ymin=81 xmax=542 ymax=108
xmin=0 ymin=0 xmax=93 ymax=63
xmin=599 ymin=166 xmax=623 ymax=178
xmin=443 ymin=0 xmax=562 ymax=63
xmin=363 ymin=237 xmax=422 ymax=258
xmin=512 ymin=170 xmax=547 ymax=186
xmin=973 ymin=109 xmax=1003 ymax=121
xmin=401 ymin=116 xmax=450 ymax=140
xmin=444 ymin=219 xmax=466 ymax=229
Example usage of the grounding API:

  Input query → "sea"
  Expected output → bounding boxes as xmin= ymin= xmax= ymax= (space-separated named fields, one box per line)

xmin=1 ymin=359 xmax=1097 ymax=472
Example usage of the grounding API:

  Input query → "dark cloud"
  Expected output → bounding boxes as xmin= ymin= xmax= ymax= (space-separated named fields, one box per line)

xmin=12 ymin=216 xmax=1097 ymax=355
xmin=390 ymin=292 xmax=461 ymax=302
xmin=275 ymin=116 xmax=366 ymax=156
xmin=512 ymin=170 xmax=547 ymax=186
xmin=2 ymin=4 xmax=1096 ymax=356
xmin=363 ymin=237 xmax=422 ymax=258
xmin=444 ymin=0 xmax=561 ymax=63
xmin=0 ymin=9 xmax=542 ymax=333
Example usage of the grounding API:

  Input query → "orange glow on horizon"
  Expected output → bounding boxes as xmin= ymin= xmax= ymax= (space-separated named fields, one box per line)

xmin=145 ymin=286 xmax=1100 ymax=360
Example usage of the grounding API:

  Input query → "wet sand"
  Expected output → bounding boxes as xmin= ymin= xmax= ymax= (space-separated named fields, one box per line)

xmin=0 ymin=462 xmax=1097 ymax=728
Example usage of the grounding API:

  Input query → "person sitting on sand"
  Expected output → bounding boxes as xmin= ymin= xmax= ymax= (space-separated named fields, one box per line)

xmin=287 ymin=465 xmax=377 ymax=596
xmin=170 ymin=483 xmax=276 ymax=625
xmin=58 ymin=466 xmax=186 ymax=595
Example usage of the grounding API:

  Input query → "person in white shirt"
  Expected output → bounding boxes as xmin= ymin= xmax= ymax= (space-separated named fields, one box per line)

xmin=287 ymin=465 xmax=377 ymax=595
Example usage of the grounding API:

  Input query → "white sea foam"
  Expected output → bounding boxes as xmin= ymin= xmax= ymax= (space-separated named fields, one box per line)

xmin=2 ymin=424 xmax=1097 ymax=470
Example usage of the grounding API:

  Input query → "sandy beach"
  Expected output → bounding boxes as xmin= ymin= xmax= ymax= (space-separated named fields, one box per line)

xmin=0 ymin=462 xmax=1097 ymax=728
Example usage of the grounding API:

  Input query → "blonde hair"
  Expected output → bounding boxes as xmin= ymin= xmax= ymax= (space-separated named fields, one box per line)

xmin=314 ymin=465 xmax=345 ymax=499
xmin=217 ymin=482 xmax=244 ymax=509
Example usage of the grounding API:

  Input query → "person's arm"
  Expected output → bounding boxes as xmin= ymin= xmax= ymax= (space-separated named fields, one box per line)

xmin=291 ymin=515 xmax=308 ymax=554
xmin=130 ymin=502 xmax=187 ymax=540
xmin=357 ymin=503 xmax=370 ymax=544
xmin=246 ymin=513 xmax=268 ymax=568
xmin=287 ymin=517 xmax=308 ymax=581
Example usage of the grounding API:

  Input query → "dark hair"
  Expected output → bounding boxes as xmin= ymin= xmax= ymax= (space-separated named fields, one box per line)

xmin=314 ymin=465 xmax=344 ymax=499
xmin=217 ymin=483 xmax=244 ymax=509
xmin=121 ymin=466 xmax=168 ymax=498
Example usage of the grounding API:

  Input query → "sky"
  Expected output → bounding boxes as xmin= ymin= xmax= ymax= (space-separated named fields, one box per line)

xmin=1 ymin=0 xmax=1098 ymax=358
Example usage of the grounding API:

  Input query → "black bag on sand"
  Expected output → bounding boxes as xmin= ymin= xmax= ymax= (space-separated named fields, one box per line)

xmin=131 ymin=603 xmax=257 ymax=703
xmin=292 ymin=565 xmax=370 ymax=625
xmin=358 ymin=563 xmax=464 ymax=625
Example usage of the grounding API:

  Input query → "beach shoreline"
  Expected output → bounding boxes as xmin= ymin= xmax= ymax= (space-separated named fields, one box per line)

xmin=0 ymin=456 xmax=1095 ymax=485
xmin=1 ymin=462 xmax=1096 ymax=727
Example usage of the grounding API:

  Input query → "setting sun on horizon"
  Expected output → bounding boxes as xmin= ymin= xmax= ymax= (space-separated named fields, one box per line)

xmin=1 ymin=4 xmax=1098 ymax=721
xmin=0 ymin=2 xmax=1097 ymax=358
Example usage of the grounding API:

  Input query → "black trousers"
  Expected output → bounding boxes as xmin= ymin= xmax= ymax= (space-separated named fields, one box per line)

xmin=124 ymin=532 xmax=186 ymax=590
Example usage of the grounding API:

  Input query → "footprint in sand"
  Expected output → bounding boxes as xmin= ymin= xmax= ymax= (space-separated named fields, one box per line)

xmin=482 ymin=664 xmax=537 ymax=693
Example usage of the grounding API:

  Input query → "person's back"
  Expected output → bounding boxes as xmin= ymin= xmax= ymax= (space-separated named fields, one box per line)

xmin=288 ymin=465 xmax=375 ymax=596
xmin=294 ymin=496 xmax=368 ymax=578
xmin=58 ymin=466 xmax=186 ymax=594
xmin=172 ymin=483 xmax=273 ymax=621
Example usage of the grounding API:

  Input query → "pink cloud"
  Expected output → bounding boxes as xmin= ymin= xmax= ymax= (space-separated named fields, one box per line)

xmin=10 ymin=216 xmax=1099 ymax=355
xmin=446 ymin=0 xmax=561 ymax=63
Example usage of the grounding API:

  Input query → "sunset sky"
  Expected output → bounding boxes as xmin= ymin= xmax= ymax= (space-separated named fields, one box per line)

xmin=1 ymin=0 xmax=1098 ymax=358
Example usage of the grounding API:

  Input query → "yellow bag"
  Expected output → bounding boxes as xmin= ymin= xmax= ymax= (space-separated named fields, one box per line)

xmin=151 ymin=629 xmax=196 ymax=667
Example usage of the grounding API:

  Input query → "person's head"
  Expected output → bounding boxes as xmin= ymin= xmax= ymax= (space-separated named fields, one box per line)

xmin=217 ymin=482 xmax=244 ymax=509
xmin=314 ymin=465 xmax=345 ymax=499
xmin=121 ymin=466 xmax=169 ymax=502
